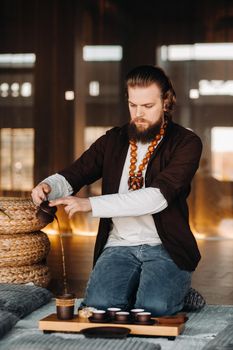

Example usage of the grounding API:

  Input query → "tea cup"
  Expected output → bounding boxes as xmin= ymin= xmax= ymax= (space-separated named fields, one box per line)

xmin=130 ymin=308 xmax=145 ymax=320
xmin=115 ymin=311 xmax=130 ymax=322
xmin=107 ymin=307 xmax=121 ymax=320
xmin=91 ymin=310 xmax=106 ymax=321
xmin=136 ymin=311 xmax=152 ymax=323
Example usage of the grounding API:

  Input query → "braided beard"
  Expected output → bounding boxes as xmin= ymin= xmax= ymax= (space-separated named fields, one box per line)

xmin=128 ymin=117 xmax=163 ymax=143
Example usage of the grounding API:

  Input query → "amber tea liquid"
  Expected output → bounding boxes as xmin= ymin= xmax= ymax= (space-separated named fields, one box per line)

xmin=55 ymin=216 xmax=68 ymax=294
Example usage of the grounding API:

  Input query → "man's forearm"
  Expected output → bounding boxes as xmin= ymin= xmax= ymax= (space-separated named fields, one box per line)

xmin=89 ymin=187 xmax=168 ymax=218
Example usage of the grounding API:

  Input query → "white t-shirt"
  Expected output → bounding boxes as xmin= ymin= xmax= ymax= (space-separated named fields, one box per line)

xmin=90 ymin=142 xmax=167 ymax=247
xmin=43 ymin=142 xmax=168 ymax=247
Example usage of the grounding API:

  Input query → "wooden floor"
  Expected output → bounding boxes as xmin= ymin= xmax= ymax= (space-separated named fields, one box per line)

xmin=192 ymin=238 xmax=233 ymax=305
xmin=46 ymin=234 xmax=233 ymax=305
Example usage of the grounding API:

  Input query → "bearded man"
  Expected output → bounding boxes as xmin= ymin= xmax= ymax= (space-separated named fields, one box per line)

xmin=31 ymin=65 xmax=202 ymax=316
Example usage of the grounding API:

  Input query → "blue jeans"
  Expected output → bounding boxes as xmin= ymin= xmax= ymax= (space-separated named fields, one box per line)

xmin=82 ymin=244 xmax=191 ymax=316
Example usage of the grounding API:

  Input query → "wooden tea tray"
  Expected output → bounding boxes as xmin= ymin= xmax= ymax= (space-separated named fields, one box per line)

xmin=39 ymin=314 xmax=185 ymax=338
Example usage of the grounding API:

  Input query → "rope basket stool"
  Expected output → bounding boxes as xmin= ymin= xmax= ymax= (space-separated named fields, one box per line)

xmin=0 ymin=197 xmax=53 ymax=234
xmin=0 ymin=231 xmax=50 ymax=267
xmin=0 ymin=264 xmax=50 ymax=288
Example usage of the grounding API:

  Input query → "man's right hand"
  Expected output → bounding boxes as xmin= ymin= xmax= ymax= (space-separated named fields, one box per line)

xmin=31 ymin=183 xmax=51 ymax=206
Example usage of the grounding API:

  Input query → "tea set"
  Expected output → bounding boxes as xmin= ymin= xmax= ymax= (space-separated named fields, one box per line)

xmin=89 ymin=307 xmax=155 ymax=325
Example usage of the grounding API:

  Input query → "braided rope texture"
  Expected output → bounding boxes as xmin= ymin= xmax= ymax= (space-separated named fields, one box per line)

xmin=0 ymin=231 xmax=50 ymax=267
xmin=0 ymin=264 xmax=50 ymax=288
xmin=0 ymin=197 xmax=52 ymax=234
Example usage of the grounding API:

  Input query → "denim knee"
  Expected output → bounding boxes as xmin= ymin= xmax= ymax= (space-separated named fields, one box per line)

xmin=135 ymin=296 xmax=183 ymax=316
xmin=82 ymin=296 xmax=111 ymax=310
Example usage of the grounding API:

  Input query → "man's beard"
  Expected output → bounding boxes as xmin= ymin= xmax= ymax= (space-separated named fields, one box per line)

xmin=128 ymin=117 xmax=163 ymax=143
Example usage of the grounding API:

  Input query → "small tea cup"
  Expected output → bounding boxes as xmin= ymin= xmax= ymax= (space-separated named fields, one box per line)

xmin=136 ymin=312 xmax=152 ymax=323
xmin=91 ymin=310 xmax=106 ymax=321
xmin=115 ymin=311 xmax=130 ymax=322
xmin=107 ymin=307 xmax=121 ymax=319
xmin=130 ymin=308 xmax=145 ymax=319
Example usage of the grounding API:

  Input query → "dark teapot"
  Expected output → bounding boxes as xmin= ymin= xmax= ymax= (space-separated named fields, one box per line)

xmin=36 ymin=200 xmax=57 ymax=224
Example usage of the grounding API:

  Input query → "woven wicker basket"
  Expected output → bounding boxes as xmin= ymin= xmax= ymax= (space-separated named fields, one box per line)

xmin=0 ymin=263 xmax=50 ymax=287
xmin=0 ymin=197 xmax=53 ymax=234
xmin=0 ymin=231 xmax=50 ymax=267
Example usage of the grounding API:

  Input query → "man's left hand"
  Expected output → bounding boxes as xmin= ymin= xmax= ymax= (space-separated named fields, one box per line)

xmin=49 ymin=196 xmax=91 ymax=218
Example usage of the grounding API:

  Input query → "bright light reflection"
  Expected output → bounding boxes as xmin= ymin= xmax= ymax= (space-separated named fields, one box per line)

xmin=65 ymin=91 xmax=74 ymax=100
xmin=217 ymin=219 xmax=233 ymax=239
xmin=42 ymin=228 xmax=58 ymax=235
xmin=193 ymin=230 xmax=231 ymax=241
xmin=189 ymin=80 xmax=233 ymax=98
xmin=211 ymin=127 xmax=233 ymax=181
xmin=21 ymin=82 xmax=32 ymax=97
xmin=83 ymin=45 xmax=123 ymax=61
xmin=161 ymin=43 xmax=233 ymax=61
xmin=14 ymin=161 xmax=22 ymax=170
xmin=73 ymin=230 xmax=97 ymax=237
xmin=0 ymin=83 xmax=9 ymax=91
xmin=189 ymin=89 xmax=199 ymax=99
xmin=11 ymin=83 xmax=20 ymax=97
xmin=199 ymin=80 xmax=233 ymax=96
xmin=89 ymin=81 xmax=100 ymax=96
xmin=0 ymin=53 xmax=36 ymax=67
xmin=194 ymin=232 xmax=207 ymax=240
xmin=11 ymin=83 xmax=19 ymax=91
xmin=212 ymin=127 xmax=233 ymax=152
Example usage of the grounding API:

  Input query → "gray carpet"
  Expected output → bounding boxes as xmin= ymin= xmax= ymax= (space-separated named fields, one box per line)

xmin=1 ymin=334 xmax=161 ymax=350
xmin=139 ymin=305 xmax=233 ymax=350
xmin=202 ymin=324 xmax=233 ymax=350
xmin=1 ymin=301 xmax=233 ymax=350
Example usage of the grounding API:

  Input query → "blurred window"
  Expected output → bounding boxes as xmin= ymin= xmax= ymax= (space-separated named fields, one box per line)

xmin=0 ymin=54 xmax=35 ymax=68
xmin=0 ymin=128 xmax=34 ymax=191
xmin=211 ymin=127 xmax=233 ymax=181
xmin=158 ymin=43 xmax=233 ymax=238
xmin=83 ymin=46 xmax=122 ymax=61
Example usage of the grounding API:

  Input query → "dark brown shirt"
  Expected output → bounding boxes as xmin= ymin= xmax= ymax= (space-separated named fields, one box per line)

xmin=59 ymin=120 xmax=203 ymax=271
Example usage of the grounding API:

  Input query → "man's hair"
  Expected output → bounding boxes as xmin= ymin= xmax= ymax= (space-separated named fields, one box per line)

xmin=125 ymin=65 xmax=176 ymax=117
